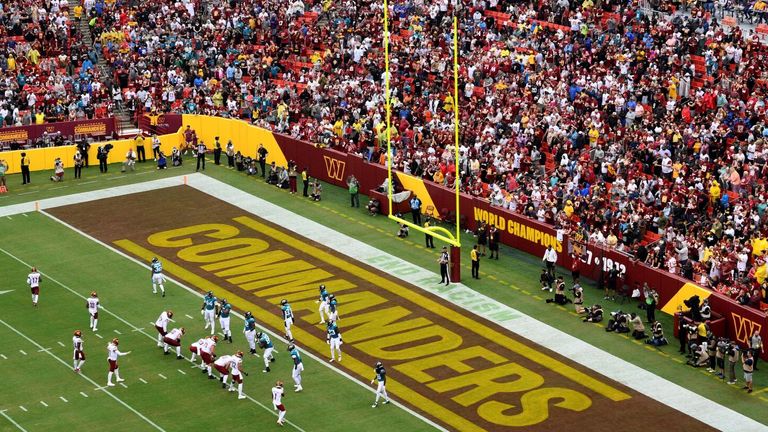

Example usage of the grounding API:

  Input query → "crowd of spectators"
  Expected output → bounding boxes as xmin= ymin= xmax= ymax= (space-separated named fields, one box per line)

xmin=0 ymin=0 xmax=115 ymax=128
xmin=3 ymin=0 xmax=768 ymax=306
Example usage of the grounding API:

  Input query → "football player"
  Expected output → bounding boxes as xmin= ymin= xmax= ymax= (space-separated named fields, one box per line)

xmin=229 ymin=351 xmax=247 ymax=399
xmin=189 ymin=336 xmax=207 ymax=363
xmin=272 ymin=380 xmax=287 ymax=426
xmin=106 ymin=338 xmax=131 ymax=386
xmin=200 ymin=335 xmax=218 ymax=379
xmin=288 ymin=344 xmax=303 ymax=392
xmin=150 ymin=257 xmax=165 ymax=296
xmin=218 ymin=298 xmax=233 ymax=342
xmin=280 ymin=299 xmax=294 ymax=342
xmin=316 ymin=284 xmax=330 ymax=324
xmin=243 ymin=311 xmax=257 ymax=354
xmin=201 ymin=291 xmax=217 ymax=335
xmin=163 ymin=327 xmax=186 ymax=359
xmin=73 ymin=330 xmax=85 ymax=372
xmin=86 ymin=291 xmax=100 ymax=331
xmin=326 ymin=320 xmax=342 ymax=362
xmin=213 ymin=354 xmax=233 ymax=387
xmin=328 ymin=294 xmax=339 ymax=321
xmin=258 ymin=331 xmax=277 ymax=372
xmin=27 ymin=267 xmax=41 ymax=307
xmin=154 ymin=310 xmax=173 ymax=347
xmin=370 ymin=361 xmax=390 ymax=407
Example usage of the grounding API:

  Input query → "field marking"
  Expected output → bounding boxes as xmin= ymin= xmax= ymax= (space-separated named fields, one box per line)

xmin=39 ymin=401 xmax=48 ymax=407
xmin=158 ymin=373 xmax=167 ymax=380
xmin=0 ymin=354 xmax=6 ymax=359
xmin=19 ymin=350 xmax=27 ymax=356
xmin=18 ymin=406 xmax=27 ymax=412
xmin=57 ymin=341 xmax=66 ymax=347
xmin=131 ymin=327 xmax=144 ymax=332
xmin=78 ymin=180 xmax=98 ymax=185
xmin=59 ymin=396 xmax=68 ymax=403
xmin=36 ymin=210 xmax=413 ymax=432
xmin=184 ymin=314 xmax=194 ymax=319
xmin=177 ymin=369 xmax=186 ymax=375
xmin=38 ymin=347 xmax=52 ymax=352
xmin=119 ymin=383 xmax=128 ymax=388
xmin=0 ymin=409 xmax=29 ymax=431
xmin=50 ymin=186 xmax=68 ymax=190
xmin=113 ymin=329 xmax=122 ymax=334
xmin=0 ymin=318 xmax=166 ymax=432
xmin=139 ymin=378 xmax=148 ymax=384
xmin=80 ymin=392 xmax=89 ymax=398
xmin=94 ymin=334 xmax=103 ymax=339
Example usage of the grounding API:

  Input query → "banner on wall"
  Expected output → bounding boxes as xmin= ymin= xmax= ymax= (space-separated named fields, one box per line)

xmin=0 ymin=118 xmax=117 ymax=146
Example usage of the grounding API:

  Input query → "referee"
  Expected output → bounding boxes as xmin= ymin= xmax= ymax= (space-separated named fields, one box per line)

xmin=196 ymin=140 xmax=207 ymax=171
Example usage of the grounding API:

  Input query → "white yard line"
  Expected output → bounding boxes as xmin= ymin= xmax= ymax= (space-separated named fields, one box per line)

xmin=0 ymin=318 xmax=166 ymax=432
xmin=0 ymin=410 xmax=28 ymax=432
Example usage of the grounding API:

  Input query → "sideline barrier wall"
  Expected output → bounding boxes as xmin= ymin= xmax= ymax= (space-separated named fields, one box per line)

xmin=0 ymin=117 xmax=116 ymax=146
xmin=5 ymin=115 xmax=763 ymax=357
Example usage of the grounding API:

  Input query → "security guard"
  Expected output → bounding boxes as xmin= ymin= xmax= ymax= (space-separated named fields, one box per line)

xmin=470 ymin=244 xmax=480 ymax=279
xmin=20 ymin=152 xmax=31 ymax=184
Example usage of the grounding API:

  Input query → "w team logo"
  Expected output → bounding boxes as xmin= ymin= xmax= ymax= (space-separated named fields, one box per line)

xmin=323 ymin=156 xmax=346 ymax=181
xmin=731 ymin=313 xmax=762 ymax=344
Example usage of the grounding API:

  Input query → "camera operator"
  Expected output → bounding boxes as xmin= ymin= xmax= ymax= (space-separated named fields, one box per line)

xmin=643 ymin=287 xmax=659 ymax=323
xmin=629 ymin=313 xmax=646 ymax=340
xmin=696 ymin=320 xmax=711 ymax=345
xmin=546 ymin=276 xmax=571 ymax=305
xmin=727 ymin=341 xmax=740 ymax=385
xmin=583 ymin=304 xmax=603 ymax=323
xmin=645 ymin=321 xmax=668 ymax=346
xmin=540 ymin=269 xmax=553 ymax=292
xmin=742 ymin=350 xmax=755 ymax=393
xmin=707 ymin=336 xmax=719 ymax=374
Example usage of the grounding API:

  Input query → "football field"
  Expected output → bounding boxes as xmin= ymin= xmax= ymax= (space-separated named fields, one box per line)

xmin=0 ymin=173 xmax=766 ymax=432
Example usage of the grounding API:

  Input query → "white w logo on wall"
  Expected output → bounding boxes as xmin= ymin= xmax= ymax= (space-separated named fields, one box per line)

xmin=731 ymin=313 xmax=762 ymax=345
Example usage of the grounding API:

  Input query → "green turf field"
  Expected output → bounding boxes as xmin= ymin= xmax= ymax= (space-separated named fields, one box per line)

xmin=1 ymin=158 xmax=768 ymax=429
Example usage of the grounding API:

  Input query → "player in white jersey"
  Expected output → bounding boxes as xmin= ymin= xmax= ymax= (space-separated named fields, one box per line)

xmin=154 ymin=310 xmax=173 ymax=347
xmin=228 ymin=351 xmax=247 ymax=399
xmin=272 ymin=381 xmax=287 ymax=426
xmin=106 ymin=338 xmax=131 ymax=386
xmin=27 ymin=267 xmax=41 ymax=306
xmin=163 ymin=327 xmax=186 ymax=359
xmin=150 ymin=257 xmax=166 ymax=296
xmin=214 ymin=354 xmax=234 ymax=387
xmin=200 ymin=335 xmax=218 ymax=379
xmin=189 ymin=337 xmax=206 ymax=363
xmin=72 ymin=330 xmax=85 ymax=372
xmin=86 ymin=292 xmax=100 ymax=331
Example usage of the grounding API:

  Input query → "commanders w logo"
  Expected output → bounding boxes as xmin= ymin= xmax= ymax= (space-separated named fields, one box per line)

xmin=323 ymin=156 xmax=346 ymax=181
xmin=732 ymin=314 xmax=762 ymax=344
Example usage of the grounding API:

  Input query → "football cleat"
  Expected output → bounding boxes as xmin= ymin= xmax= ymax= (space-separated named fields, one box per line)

xmin=177 ymin=355 xmax=183 ymax=360
xmin=270 ymin=357 xmax=275 ymax=363
xmin=263 ymin=367 xmax=270 ymax=372
xmin=164 ymin=351 xmax=170 ymax=355
xmin=208 ymin=375 xmax=215 ymax=380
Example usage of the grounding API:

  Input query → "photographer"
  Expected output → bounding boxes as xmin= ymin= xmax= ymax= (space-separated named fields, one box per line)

xmin=688 ymin=342 xmax=710 ymax=368
xmin=643 ymin=286 xmax=659 ymax=323
xmin=742 ymin=350 xmax=754 ymax=393
xmin=73 ymin=151 xmax=84 ymax=179
xmin=583 ymin=304 xmax=603 ymax=323
xmin=50 ymin=158 xmax=64 ymax=182
xmin=646 ymin=321 xmax=668 ymax=346
xmin=708 ymin=336 xmax=719 ymax=374
xmin=540 ymin=268 xmax=553 ymax=292
xmin=573 ymin=282 xmax=585 ymax=314
xmin=727 ymin=341 xmax=740 ymax=385
xmin=606 ymin=311 xmax=629 ymax=333
xmin=546 ymin=276 xmax=571 ymax=305
xmin=97 ymin=146 xmax=109 ymax=173
xmin=122 ymin=147 xmax=137 ymax=172
xmin=629 ymin=313 xmax=646 ymax=340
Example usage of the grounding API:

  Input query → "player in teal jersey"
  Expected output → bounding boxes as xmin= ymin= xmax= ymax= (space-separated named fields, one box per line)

xmin=218 ymin=299 xmax=233 ymax=342
xmin=280 ymin=299 xmax=294 ymax=342
xmin=316 ymin=284 xmax=330 ymax=323
xmin=201 ymin=291 xmax=218 ymax=335
xmin=326 ymin=319 xmax=342 ymax=362
xmin=288 ymin=343 xmax=303 ymax=392
xmin=150 ymin=257 xmax=166 ymax=296
xmin=370 ymin=361 xmax=390 ymax=407
xmin=243 ymin=311 xmax=257 ymax=354
xmin=258 ymin=331 xmax=277 ymax=372
xmin=328 ymin=294 xmax=339 ymax=321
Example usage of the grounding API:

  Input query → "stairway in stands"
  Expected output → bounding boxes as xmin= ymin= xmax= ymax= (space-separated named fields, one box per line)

xmin=68 ymin=0 xmax=140 ymax=137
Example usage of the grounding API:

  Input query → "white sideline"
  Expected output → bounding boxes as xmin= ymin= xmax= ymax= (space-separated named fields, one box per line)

xmin=0 ymin=318 xmax=165 ymax=432
xmin=0 ymin=410 xmax=28 ymax=432
xmin=3 ymin=173 xmax=765 ymax=431
xmin=0 ymin=245 xmax=310 ymax=432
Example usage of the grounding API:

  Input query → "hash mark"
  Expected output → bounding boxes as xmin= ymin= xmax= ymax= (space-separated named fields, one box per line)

xmin=40 ymin=401 xmax=48 ymax=407
xmin=177 ymin=369 xmax=186 ymax=375
xmin=185 ymin=314 xmax=194 ymax=319
xmin=0 ymin=354 xmax=6 ymax=359
xmin=119 ymin=383 xmax=128 ymax=388
xmin=57 ymin=341 xmax=66 ymax=347
xmin=18 ymin=406 xmax=27 ymax=412
xmin=19 ymin=350 xmax=27 ymax=356
xmin=59 ymin=396 xmax=68 ymax=403
xmin=158 ymin=373 xmax=167 ymax=380
xmin=113 ymin=330 xmax=122 ymax=335
xmin=80 ymin=392 xmax=88 ymax=398
xmin=94 ymin=334 xmax=103 ymax=339
xmin=139 ymin=378 xmax=148 ymax=384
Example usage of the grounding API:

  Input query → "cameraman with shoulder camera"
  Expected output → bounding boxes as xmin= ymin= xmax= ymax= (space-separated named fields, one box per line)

xmin=742 ymin=350 xmax=755 ymax=393
xmin=727 ymin=341 xmax=740 ymax=385
xmin=709 ymin=336 xmax=721 ymax=375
